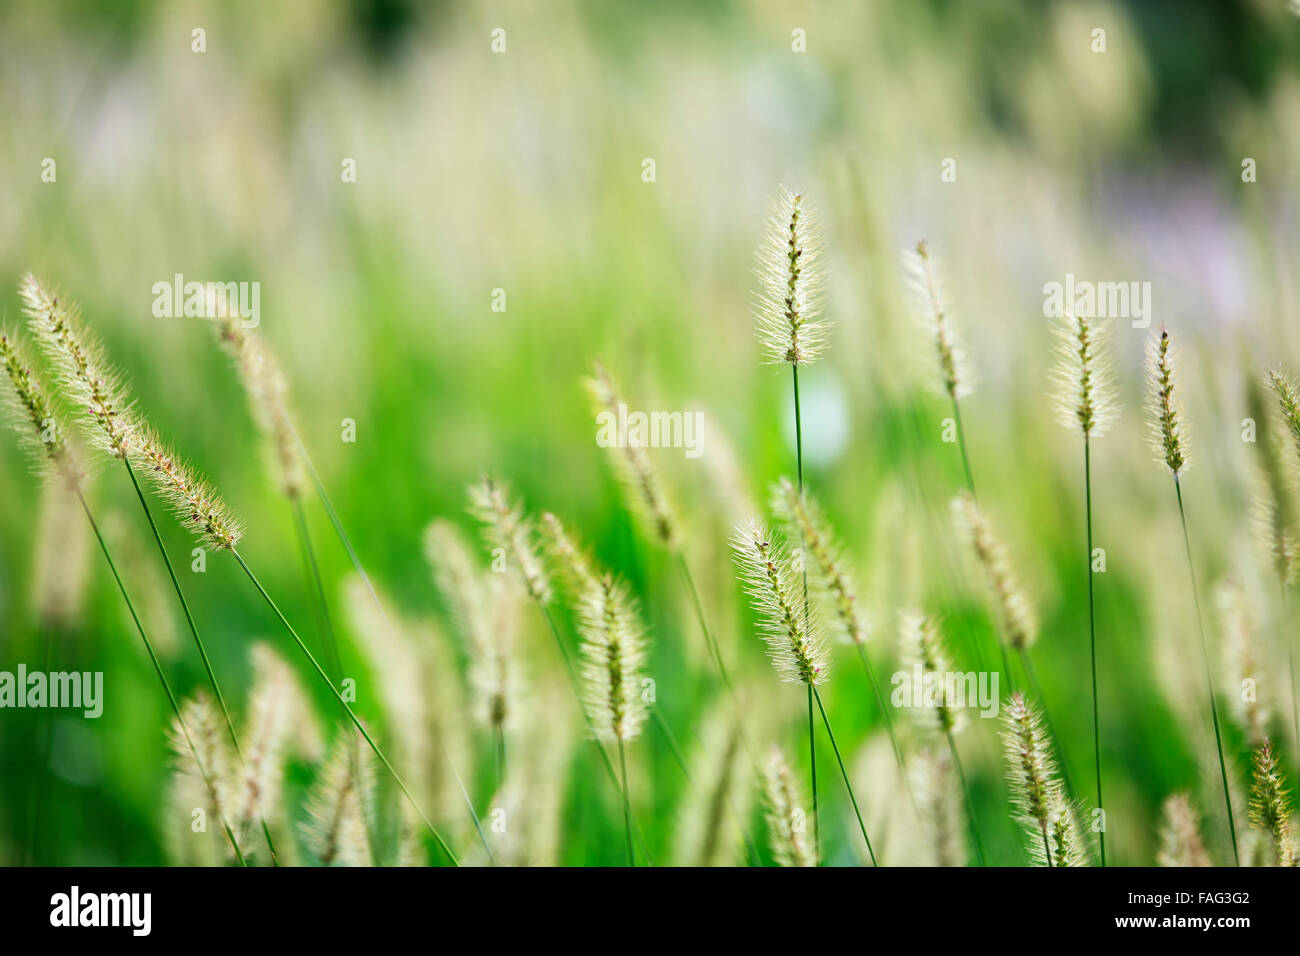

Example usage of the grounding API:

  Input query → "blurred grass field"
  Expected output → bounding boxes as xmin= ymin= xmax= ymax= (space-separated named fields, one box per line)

xmin=3 ymin=0 xmax=1300 ymax=866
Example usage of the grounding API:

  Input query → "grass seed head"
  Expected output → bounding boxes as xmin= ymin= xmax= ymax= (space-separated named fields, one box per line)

xmin=128 ymin=423 xmax=243 ymax=550
xmin=1249 ymin=738 xmax=1298 ymax=867
xmin=762 ymin=745 xmax=815 ymax=867
xmin=731 ymin=517 xmax=829 ymax=685
xmin=1156 ymin=793 xmax=1211 ymax=867
xmin=1147 ymin=329 xmax=1188 ymax=476
xmin=901 ymin=611 xmax=965 ymax=735
xmin=1051 ymin=309 xmax=1119 ymax=439
xmin=952 ymin=492 xmax=1037 ymax=651
xmin=577 ymin=572 xmax=648 ymax=742
xmin=753 ymin=186 xmax=827 ymax=366
xmin=903 ymin=239 xmax=971 ymax=398
xmin=468 ymin=474 xmax=552 ymax=604
xmin=0 ymin=327 xmax=84 ymax=489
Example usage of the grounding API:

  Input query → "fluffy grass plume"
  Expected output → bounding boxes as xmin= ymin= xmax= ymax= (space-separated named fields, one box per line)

xmin=576 ymin=573 xmax=648 ymax=742
xmin=302 ymin=730 xmax=375 ymax=867
xmin=20 ymin=274 xmax=133 ymax=460
xmin=1156 ymin=794 xmax=1211 ymax=867
xmin=762 ymin=745 xmax=814 ymax=867
xmin=1217 ymin=580 xmax=1268 ymax=748
xmin=772 ymin=476 xmax=867 ymax=646
xmin=213 ymin=307 xmax=304 ymax=499
xmin=468 ymin=474 xmax=552 ymax=604
xmin=167 ymin=693 xmax=236 ymax=860
xmin=753 ymin=185 xmax=826 ymax=366
xmin=0 ymin=328 xmax=83 ymax=488
xmin=901 ymin=612 xmax=965 ymax=736
xmin=425 ymin=519 xmax=520 ymax=736
xmin=952 ymin=492 xmax=1037 ymax=651
xmin=540 ymin=511 xmax=599 ymax=595
xmin=1147 ymin=329 xmax=1188 ymax=476
xmin=585 ymin=361 xmax=678 ymax=547
xmin=1248 ymin=738 xmax=1298 ymax=866
xmin=1002 ymin=692 xmax=1086 ymax=866
xmin=911 ymin=747 xmax=967 ymax=867
xmin=902 ymin=239 xmax=971 ymax=399
xmin=1052 ymin=310 xmax=1119 ymax=439
xmin=1246 ymin=373 xmax=1296 ymax=584
xmin=233 ymin=643 xmax=321 ymax=846
xmin=673 ymin=716 xmax=750 ymax=867
xmin=731 ymin=518 xmax=828 ymax=685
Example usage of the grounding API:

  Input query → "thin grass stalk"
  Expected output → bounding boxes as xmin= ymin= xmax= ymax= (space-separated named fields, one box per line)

xmin=1173 ymin=479 xmax=1240 ymax=865
xmin=121 ymin=457 xmax=279 ymax=866
xmin=229 ymin=548 xmax=459 ymax=865
xmin=618 ymin=737 xmax=634 ymax=866
xmin=1084 ymin=437 xmax=1104 ymax=866
xmin=811 ymin=687 xmax=877 ymax=865
xmin=793 ymin=364 xmax=819 ymax=864
xmin=22 ymin=620 xmax=57 ymax=865
xmin=77 ymin=490 xmax=246 ymax=865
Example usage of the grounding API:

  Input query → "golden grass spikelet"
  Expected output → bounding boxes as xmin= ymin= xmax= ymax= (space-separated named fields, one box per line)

xmin=753 ymin=185 xmax=827 ymax=366
xmin=902 ymin=239 xmax=971 ymax=398
xmin=302 ymin=729 xmax=375 ymax=867
xmin=731 ymin=518 xmax=829 ymax=685
xmin=952 ymin=492 xmax=1037 ymax=650
xmin=213 ymin=307 xmax=305 ymax=499
xmin=901 ymin=611 xmax=965 ymax=735
xmin=1157 ymin=793 xmax=1211 ymax=867
xmin=772 ymin=476 xmax=868 ymax=646
xmin=1248 ymin=738 xmax=1298 ymax=866
xmin=1146 ymin=329 xmax=1188 ymax=476
xmin=1051 ymin=310 xmax=1119 ymax=439
xmin=467 ymin=474 xmax=552 ymax=604
xmin=585 ymin=361 xmax=678 ymax=547
xmin=0 ymin=328 xmax=84 ymax=489
xmin=128 ymin=423 xmax=243 ymax=550
xmin=672 ymin=714 xmax=750 ymax=867
xmin=577 ymin=572 xmax=648 ymax=742
xmin=20 ymin=274 xmax=133 ymax=460
xmin=762 ymin=745 xmax=814 ymax=867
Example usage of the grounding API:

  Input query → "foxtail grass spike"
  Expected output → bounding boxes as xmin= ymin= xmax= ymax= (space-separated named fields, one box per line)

xmin=302 ymin=730 xmax=375 ymax=867
xmin=1002 ymin=692 xmax=1085 ymax=866
xmin=1248 ymin=738 xmax=1297 ymax=867
xmin=1148 ymin=329 xmax=1188 ymax=476
xmin=1052 ymin=310 xmax=1119 ymax=440
xmin=952 ymin=492 xmax=1037 ymax=651
xmin=754 ymin=186 xmax=827 ymax=367
xmin=762 ymin=745 xmax=814 ymax=867
xmin=468 ymin=474 xmax=552 ymax=604
xmin=903 ymin=239 xmax=971 ymax=400
xmin=577 ymin=573 xmax=649 ymax=743
xmin=0 ymin=329 xmax=84 ymax=490
xmin=1156 ymin=794 xmax=1211 ymax=867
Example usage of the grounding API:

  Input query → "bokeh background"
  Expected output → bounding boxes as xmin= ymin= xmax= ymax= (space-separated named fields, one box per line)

xmin=3 ymin=0 xmax=1300 ymax=866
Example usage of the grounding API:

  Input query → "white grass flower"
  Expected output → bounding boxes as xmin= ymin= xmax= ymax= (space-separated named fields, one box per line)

xmin=731 ymin=518 xmax=828 ymax=685
xmin=753 ymin=186 xmax=827 ymax=366
xmin=1146 ymin=329 xmax=1188 ymax=475
xmin=1051 ymin=310 xmax=1119 ymax=439
xmin=577 ymin=573 xmax=648 ymax=742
